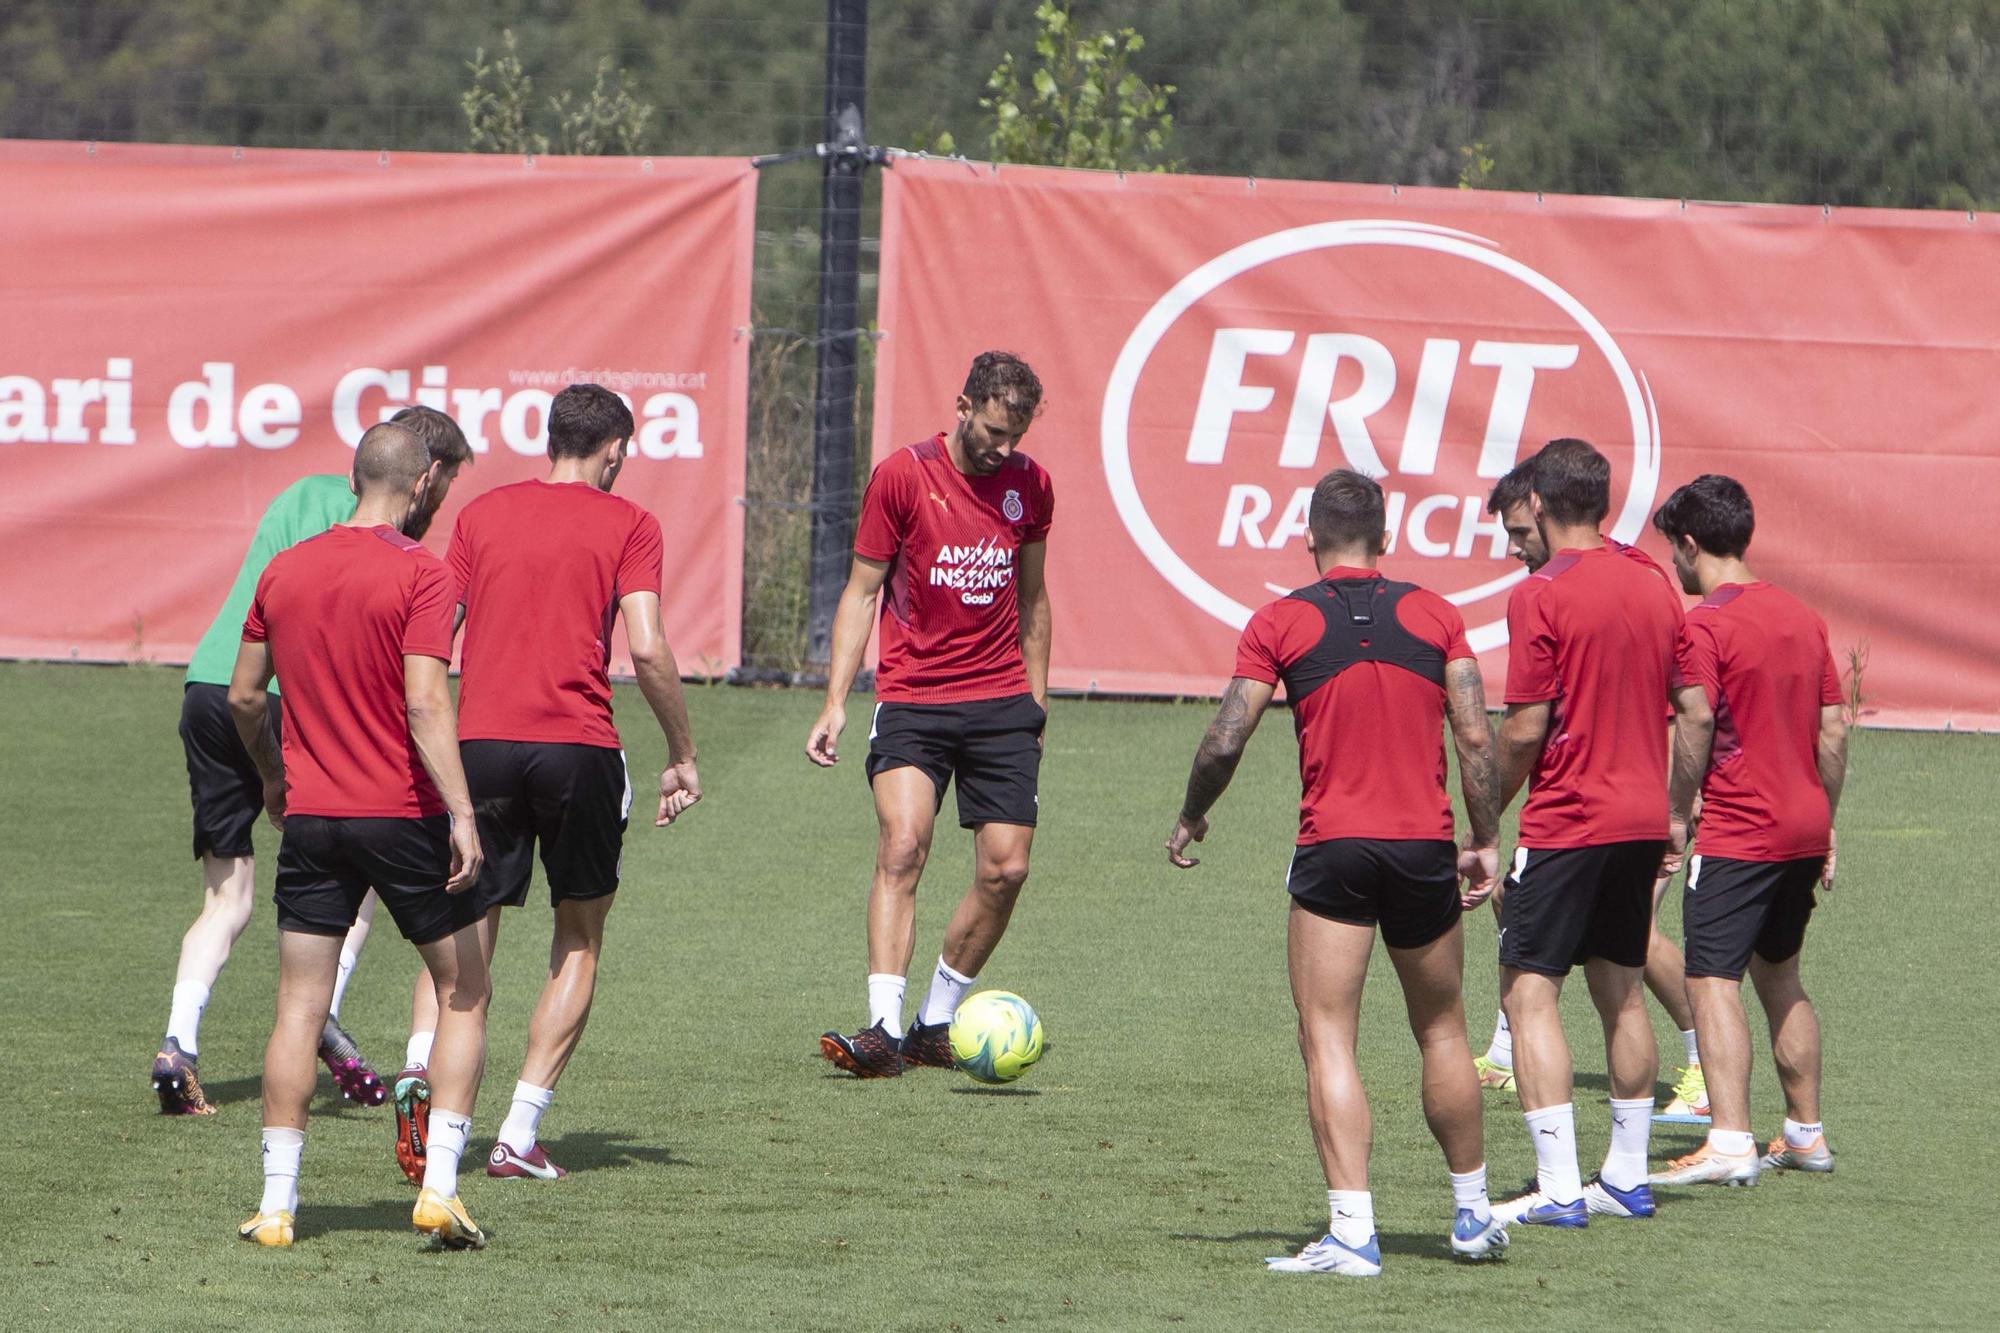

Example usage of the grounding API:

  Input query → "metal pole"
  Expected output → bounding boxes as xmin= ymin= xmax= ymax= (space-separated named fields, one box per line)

xmin=805 ymin=0 xmax=868 ymax=667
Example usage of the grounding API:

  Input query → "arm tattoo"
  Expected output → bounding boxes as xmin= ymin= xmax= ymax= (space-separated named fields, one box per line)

xmin=1180 ymin=680 xmax=1262 ymax=821
xmin=1444 ymin=660 xmax=1501 ymax=845
xmin=1669 ymin=688 xmax=1715 ymax=823
xmin=243 ymin=703 xmax=284 ymax=784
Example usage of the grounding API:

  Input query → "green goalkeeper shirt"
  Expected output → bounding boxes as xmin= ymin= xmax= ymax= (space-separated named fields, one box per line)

xmin=183 ymin=474 xmax=357 ymax=691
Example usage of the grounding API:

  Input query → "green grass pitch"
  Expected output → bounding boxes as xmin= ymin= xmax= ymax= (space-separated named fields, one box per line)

xmin=4 ymin=661 xmax=1990 ymax=1329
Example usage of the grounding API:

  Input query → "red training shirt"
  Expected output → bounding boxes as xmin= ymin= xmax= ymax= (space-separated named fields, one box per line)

xmin=1678 ymin=582 xmax=1842 ymax=861
xmin=243 ymin=525 xmax=456 ymax=818
xmin=1235 ymin=568 xmax=1475 ymax=844
xmin=854 ymin=435 xmax=1054 ymax=703
xmin=1506 ymin=543 xmax=1685 ymax=848
xmin=449 ymin=479 xmax=664 ymax=749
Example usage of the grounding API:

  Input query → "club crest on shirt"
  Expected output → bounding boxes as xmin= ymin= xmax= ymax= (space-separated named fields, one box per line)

xmin=1002 ymin=489 xmax=1024 ymax=522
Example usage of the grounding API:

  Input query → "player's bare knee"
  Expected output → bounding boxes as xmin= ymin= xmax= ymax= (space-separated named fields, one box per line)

xmin=442 ymin=973 xmax=492 ymax=1014
xmin=875 ymin=831 xmax=929 ymax=882
xmin=976 ymin=858 xmax=1030 ymax=899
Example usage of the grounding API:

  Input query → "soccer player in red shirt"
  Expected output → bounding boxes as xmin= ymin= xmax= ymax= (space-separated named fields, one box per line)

xmin=1489 ymin=438 xmax=1707 ymax=1229
xmin=226 ymin=423 xmax=492 ymax=1249
xmin=392 ymin=383 xmax=701 ymax=1185
xmin=1472 ymin=457 xmax=1711 ymax=1123
xmin=153 ymin=406 xmax=471 ymax=1115
xmin=1645 ymin=475 xmax=1846 ymax=1188
xmin=807 ymin=352 xmax=1053 ymax=1077
xmin=1163 ymin=469 xmax=1507 ymax=1275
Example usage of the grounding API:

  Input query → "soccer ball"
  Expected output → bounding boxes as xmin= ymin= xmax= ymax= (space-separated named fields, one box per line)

xmin=949 ymin=990 xmax=1045 ymax=1084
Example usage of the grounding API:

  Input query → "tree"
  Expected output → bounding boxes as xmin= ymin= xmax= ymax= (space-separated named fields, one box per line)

xmin=461 ymin=28 xmax=652 ymax=156
xmin=936 ymin=2 xmax=1176 ymax=171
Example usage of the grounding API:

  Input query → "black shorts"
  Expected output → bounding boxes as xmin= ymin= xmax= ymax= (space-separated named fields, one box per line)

xmin=1497 ymin=841 xmax=1667 ymax=975
xmin=1286 ymin=838 xmax=1462 ymax=950
xmin=462 ymin=740 xmax=631 ymax=912
xmin=1683 ymin=854 xmax=1824 ymax=981
xmin=180 ymin=682 xmax=280 ymax=860
xmin=275 ymin=814 xmax=478 ymax=947
xmin=865 ymin=693 xmax=1044 ymax=828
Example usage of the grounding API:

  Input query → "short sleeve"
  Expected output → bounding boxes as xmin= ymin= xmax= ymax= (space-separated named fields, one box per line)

xmin=853 ymin=456 xmax=913 ymax=562
xmin=1676 ymin=619 xmax=1723 ymax=705
xmin=1660 ymin=581 xmax=1688 ymax=689
xmin=1819 ymin=647 xmax=1844 ymax=707
xmin=242 ymin=568 xmax=273 ymax=643
xmin=402 ymin=560 xmax=457 ymax=662
xmin=1233 ymin=604 xmax=1286 ymax=684
xmin=617 ymin=512 xmax=665 ymax=598
xmin=1398 ymin=589 xmax=1474 ymax=662
xmin=446 ymin=511 xmax=474 ymax=607
xmin=1503 ymin=582 xmax=1559 ymax=703
xmin=1020 ymin=463 xmax=1053 ymax=544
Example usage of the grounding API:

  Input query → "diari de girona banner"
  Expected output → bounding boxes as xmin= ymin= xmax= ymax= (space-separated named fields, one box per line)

xmin=0 ymin=140 xmax=754 ymax=674
xmin=874 ymin=159 xmax=2000 ymax=730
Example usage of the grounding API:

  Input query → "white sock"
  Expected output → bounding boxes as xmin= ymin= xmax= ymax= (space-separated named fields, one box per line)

xmin=1784 ymin=1118 xmax=1824 ymax=1149
xmin=1680 ymin=1027 xmax=1701 ymax=1067
xmin=919 ymin=957 xmax=978 ymax=1027
xmin=329 ymin=950 xmax=360 ymax=1020
xmin=497 ymin=1081 xmax=555 ymax=1151
xmin=1708 ymin=1128 xmax=1756 ymax=1157
xmin=1523 ymin=1102 xmax=1582 ymax=1204
xmin=1449 ymin=1165 xmax=1491 ymax=1221
xmin=258 ymin=1126 xmax=304 ymax=1216
xmin=1601 ymin=1097 xmax=1655 ymax=1189
xmin=867 ymin=973 xmax=907 ymax=1039
xmin=423 ymin=1110 xmax=471 ymax=1197
xmin=405 ymin=1030 xmax=434 ymax=1070
xmin=1326 ymin=1190 xmax=1374 ymax=1247
xmin=167 ymin=980 xmax=210 ymax=1055
xmin=1484 ymin=1009 xmax=1512 ymax=1067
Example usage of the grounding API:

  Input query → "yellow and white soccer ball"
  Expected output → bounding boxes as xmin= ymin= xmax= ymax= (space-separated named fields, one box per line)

xmin=949 ymin=990 xmax=1045 ymax=1084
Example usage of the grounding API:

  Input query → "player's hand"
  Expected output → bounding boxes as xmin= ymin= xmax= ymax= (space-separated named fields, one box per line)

xmin=262 ymin=776 xmax=288 ymax=831
xmin=1820 ymin=828 xmax=1837 ymax=894
xmin=1665 ymin=813 xmax=1691 ymax=874
xmin=1458 ymin=843 xmax=1499 ymax=910
xmin=806 ymin=703 xmax=845 ymax=767
xmin=657 ymin=758 xmax=702 ymax=826
xmin=1166 ymin=812 xmax=1207 ymax=869
xmin=444 ymin=816 xmax=483 ymax=895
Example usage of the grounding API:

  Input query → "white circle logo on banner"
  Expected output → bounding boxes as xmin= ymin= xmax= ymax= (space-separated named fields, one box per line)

xmin=1099 ymin=220 xmax=1660 ymax=652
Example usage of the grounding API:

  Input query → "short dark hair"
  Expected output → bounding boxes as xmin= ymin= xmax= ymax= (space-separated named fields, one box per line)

xmin=548 ymin=383 xmax=635 ymax=459
xmin=961 ymin=351 xmax=1044 ymax=420
xmin=1308 ymin=468 xmax=1386 ymax=552
xmin=388 ymin=404 xmax=472 ymax=467
xmin=1485 ymin=452 xmax=1539 ymax=516
xmin=1531 ymin=437 xmax=1611 ymax=526
xmin=1652 ymin=474 xmax=1755 ymax=558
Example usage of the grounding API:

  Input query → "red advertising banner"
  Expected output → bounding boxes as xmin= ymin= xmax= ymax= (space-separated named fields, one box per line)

xmin=0 ymin=140 xmax=754 ymax=675
xmin=875 ymin=159 xmax=2000 ymax=730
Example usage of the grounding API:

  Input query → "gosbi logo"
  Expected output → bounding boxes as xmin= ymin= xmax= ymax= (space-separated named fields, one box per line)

xmin=932 ymin=536 xmax=1014 ymax=607
xmin=1100 ymin=220 xmax=1661 ymax=651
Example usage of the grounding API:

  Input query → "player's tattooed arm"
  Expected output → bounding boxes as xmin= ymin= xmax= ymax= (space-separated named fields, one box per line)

xmin=226 ymin=640 xmax=286 ymax=826
xmin=1168 ymin=677 xmax=1275 ymax=867
xmin=1443 ymin=660 xmax=1501 ymax=848
xmin=225 ymin=641 xmax=280 ymax=778
xmin=1668 ymin=684 xmax=1715 ymax=827
xmin=1494 ymin=700 xmax=1551 ymax=811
